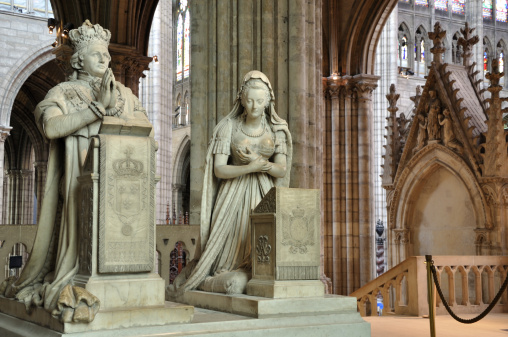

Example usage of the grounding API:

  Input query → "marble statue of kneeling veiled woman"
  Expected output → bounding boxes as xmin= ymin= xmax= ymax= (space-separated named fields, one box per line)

xmin=167 ymin=71 xmax=292 ymax=297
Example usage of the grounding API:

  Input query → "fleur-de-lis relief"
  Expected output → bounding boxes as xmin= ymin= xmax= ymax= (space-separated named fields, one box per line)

xmin=256 ymin=235 xmax=272 ymax=264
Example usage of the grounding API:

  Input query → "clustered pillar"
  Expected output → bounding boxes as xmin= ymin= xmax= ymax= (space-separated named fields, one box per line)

xmin=323 ymin=75 xmax=379 ymax=294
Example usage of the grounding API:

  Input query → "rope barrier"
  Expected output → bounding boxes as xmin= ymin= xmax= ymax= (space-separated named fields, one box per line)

xmin=428 ymin=258 xmax=508 ymax=324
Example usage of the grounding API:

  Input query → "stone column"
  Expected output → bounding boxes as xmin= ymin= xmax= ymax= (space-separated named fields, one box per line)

xmin=138 ymin=1 xmax=173 ymax=225
xmin=33 ymin=161 xmax=47 ymax=222
xmin=190 ymin=0 xmax=323 ymax=249
xmin=0 ymin=126 xmax=11 ymax=224
xmin=322 ymin=74 xmax=379 ymax=294
xmin=19 ymin=169 xmax=33 ymax=224
xmin=352 ymin=75 xmax=379 ymax=288
xmin=172 ymin=184 xmax=183 ymax=224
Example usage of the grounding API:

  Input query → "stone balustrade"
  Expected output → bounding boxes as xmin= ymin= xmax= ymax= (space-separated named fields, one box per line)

xmin=351 ymin=256 xmax=508 ymax=317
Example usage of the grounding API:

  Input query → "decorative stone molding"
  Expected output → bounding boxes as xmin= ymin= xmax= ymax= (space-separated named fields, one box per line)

xmin=393 ymin=229 xmax=410 ymax=245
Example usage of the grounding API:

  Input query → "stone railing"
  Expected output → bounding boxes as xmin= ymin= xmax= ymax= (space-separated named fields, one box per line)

xmin=350 ymin=256 xmax=508 ymax=317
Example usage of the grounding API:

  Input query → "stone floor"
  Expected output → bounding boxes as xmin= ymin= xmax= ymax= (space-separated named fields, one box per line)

xmin=365 ymin=313 xmax=508 ymax=337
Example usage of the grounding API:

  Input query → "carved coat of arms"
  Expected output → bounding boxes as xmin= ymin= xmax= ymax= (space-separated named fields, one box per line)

xmin=280 ymin=208 xmax=316 ymax=254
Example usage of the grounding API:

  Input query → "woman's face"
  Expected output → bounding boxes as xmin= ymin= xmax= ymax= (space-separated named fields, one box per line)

xmin=243 ymin=88 xmax=267 ymax=119
xmin=82 ymin=44 xmax=111 ymax=78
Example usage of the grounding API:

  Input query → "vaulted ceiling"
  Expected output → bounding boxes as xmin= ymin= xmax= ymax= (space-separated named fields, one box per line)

xmin=49 ymin=0 xmax=159 ymax=56
xmin=323 ymin=0 xmax=398 ymax=76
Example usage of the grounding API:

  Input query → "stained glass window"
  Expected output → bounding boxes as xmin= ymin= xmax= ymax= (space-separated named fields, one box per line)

xmin=500 ymin=52 xmax=505 ymax=72
xmin=183 ymin=10 xmax=190 ymax=79
xmin=176 ymin=14 xmax=184 ymax=81
xmin=402 ymin=36 xmax=408 ymax=60
xmin=435 ymin=0 xmax=448 ymax=11
xmin=451 ymin=0 xmax=465 ymax=14
xmin=484 ymin=0 xmax=493 ymax=19
xmin=415 ymin=0 xmax=429 ymax=7
xmin=484 ymin=50 xmax=489 ymax=73
xmin=399 ymin=0 xmax=410 ymax=2
xmin=497 ymin=0 xmax=508 ymax=22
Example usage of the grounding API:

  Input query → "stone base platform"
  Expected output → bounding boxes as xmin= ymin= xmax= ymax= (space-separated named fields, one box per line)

xmin=181 ymin=290 xmax=365 ymax=319
xmin=0 ymin=296 xmax=193 ymax=334
xmin=246 ymin=279 xmax=325 ymax=298
xmin=0 ymin=299 xmax=370 ymax=337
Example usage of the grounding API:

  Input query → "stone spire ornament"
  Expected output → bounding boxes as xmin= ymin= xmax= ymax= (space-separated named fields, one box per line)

xmin=483 ymin=57 xmax=508 ymax=177
xmin=382 ymin=84 xmax=400 ymax=186
xmin=458 ymin=22 xmax=479 ymax=68
xmin=429 ymin=22 xmax=446 ymax=65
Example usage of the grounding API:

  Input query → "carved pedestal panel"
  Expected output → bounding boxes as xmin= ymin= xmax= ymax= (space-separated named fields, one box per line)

xmin=74 ymin=118 xmax=194 ymax=326
xmin=246 ymin=187 xmax=324 ymax=298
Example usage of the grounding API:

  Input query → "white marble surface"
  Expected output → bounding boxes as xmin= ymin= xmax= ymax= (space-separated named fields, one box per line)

xmin=0 ymin=299 xmax=370 ymax=337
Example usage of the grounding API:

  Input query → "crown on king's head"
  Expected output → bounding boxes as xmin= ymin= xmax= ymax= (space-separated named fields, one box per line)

xmin=69 ymin=20 xmax=111 ymax=53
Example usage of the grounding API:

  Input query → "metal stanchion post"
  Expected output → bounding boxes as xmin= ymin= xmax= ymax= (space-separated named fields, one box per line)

xmin=425 ymin=255 xmax=436 ymax=337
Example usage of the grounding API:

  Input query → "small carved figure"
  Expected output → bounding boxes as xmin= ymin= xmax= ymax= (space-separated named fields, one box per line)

xmin=439 ymin=109 xmax=462 ymax=153
xmin=413 ymin=113 xmax=428 ymax=154
xmin=167 ymin=71 xmax=292 ymax=297
xmin=427 ymin=90 xmax=441 ymax=141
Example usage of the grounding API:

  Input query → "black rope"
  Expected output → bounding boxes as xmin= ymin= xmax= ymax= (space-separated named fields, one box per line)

xmin=430 ymin=263 xmax=508 ymax=324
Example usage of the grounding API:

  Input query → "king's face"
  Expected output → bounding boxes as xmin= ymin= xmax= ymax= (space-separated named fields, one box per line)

xmin=82 ymin=44 xmax=111 ymax=78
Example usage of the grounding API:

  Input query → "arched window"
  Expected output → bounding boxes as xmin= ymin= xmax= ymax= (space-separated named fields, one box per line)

xmin=451 ymin=0 xmax=465 ymax=15
xmin=497 ymin=0 xmax=508 ymax=22
xmin=184 ymin=10 xmax=191 ymax=79
xmin=435 ymin=0 xmax=448 ymax=11
xmin=420 ymin=39 xmax=425 ymax=62
xmin=176 ymin=0 xmax=191 ymax=82
xmin=176 ymin=14 xmax=184 ymax=81
xmin=498 ymin=41 xmax=506 ymax=85
xmin=484 ymin=0 xmax=493 ymax=19
xmin=400 ymin=36 xmax=408 ymax=67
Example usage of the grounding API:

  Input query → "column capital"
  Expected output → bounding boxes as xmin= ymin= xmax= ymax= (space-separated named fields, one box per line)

xmin=109 ymin=43 xmax=152 ymax=96
xmin=0 ymin=126 xmax=12 ymax=142
xmin=350 ymin=74 xmax=380 ymax=99
xmin=53 ymin=44 xmax=74 ymax=79
xmin=325 ymin=75 xmax=350 ymax=98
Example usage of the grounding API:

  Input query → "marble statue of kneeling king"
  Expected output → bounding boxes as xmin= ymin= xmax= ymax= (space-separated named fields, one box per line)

xmin=0 ymin=20 xmax=152 ymax=323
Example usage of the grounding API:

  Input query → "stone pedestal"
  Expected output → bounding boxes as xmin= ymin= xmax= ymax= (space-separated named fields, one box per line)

xmin=247 ymin=187 xmax=324 ymax=298
xmin=69 ymin=117 xmax=194 ymax=331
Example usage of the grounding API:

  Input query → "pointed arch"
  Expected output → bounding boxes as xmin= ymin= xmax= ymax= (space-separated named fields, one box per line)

xmin=0 ymin=41 xmax=55 ymax=126
xmin=398 ymin=22 xmax=412 ymax=69
xmin=173 ymin=135 xmax=191 ymax=187
xmin=415 ymin=25 xmax=429 ymax=77
xmin=389 ymin=145 xmax=490 ymax=265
